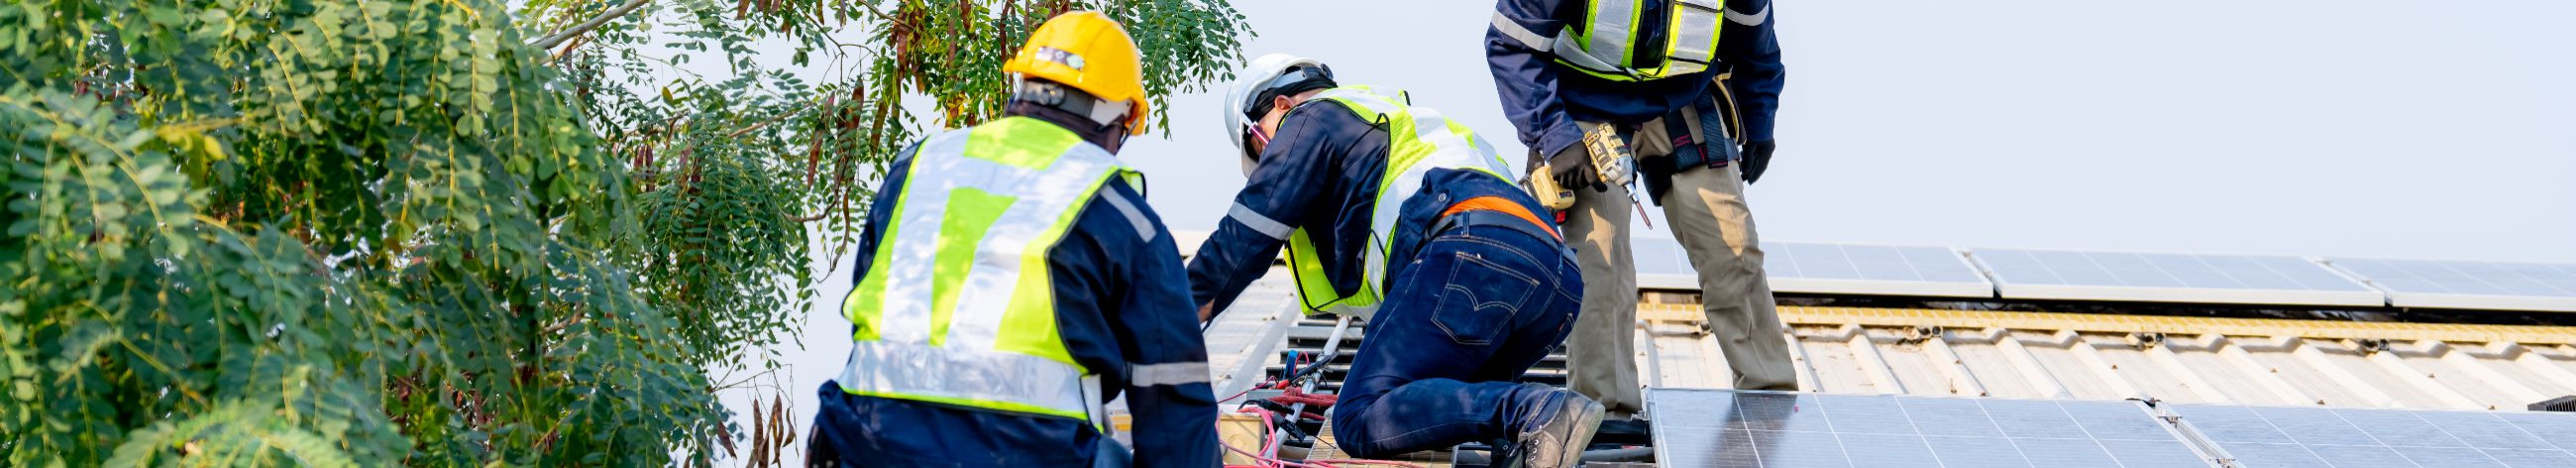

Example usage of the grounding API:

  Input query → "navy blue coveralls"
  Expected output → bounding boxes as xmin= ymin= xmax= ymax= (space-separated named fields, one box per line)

xmin=811 ymin=147 xmax=1219 ymax=468
xmin=1487 ymin=0 xmax=1785 ymax=160
xmin=1187 ymin=101 xmax=1587 ymax=457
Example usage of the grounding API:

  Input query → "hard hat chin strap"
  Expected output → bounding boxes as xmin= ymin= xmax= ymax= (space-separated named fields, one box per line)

xmin=1013 ymin=79 xmax=1131 ymax=133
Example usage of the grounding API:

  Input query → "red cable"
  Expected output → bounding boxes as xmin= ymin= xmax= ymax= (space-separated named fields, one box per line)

xmin=1307 ymin=460 xmax=1426 ymax=468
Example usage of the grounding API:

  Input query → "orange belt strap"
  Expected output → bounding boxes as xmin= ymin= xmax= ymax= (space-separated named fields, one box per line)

xmin=1442 ymin=196 xmax=1560 ymax=240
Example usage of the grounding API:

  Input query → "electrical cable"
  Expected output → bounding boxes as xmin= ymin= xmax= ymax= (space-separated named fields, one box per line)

xmin=1307 ymin=460 xmax=1428 ymax=468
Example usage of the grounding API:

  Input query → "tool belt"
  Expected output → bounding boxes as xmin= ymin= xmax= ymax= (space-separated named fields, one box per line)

xmin=1638 ymin=86 xmax=1741 ymax=206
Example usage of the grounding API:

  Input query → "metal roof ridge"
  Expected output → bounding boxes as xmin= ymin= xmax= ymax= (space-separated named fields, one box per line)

xmin=1638 ymin=303 xmax=2576 ymax=345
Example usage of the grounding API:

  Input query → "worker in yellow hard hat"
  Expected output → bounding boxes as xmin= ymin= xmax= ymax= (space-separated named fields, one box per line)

xmin=806 ymin=11 xmax=1216 ymax=467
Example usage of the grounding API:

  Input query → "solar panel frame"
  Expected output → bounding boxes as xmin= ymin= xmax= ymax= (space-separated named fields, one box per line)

xmin=1647 ymin=389 xmax=2220 ymax=468
xmin=2164 ymin=403 xmax=2576 ymax=468
xmin=1968 ymin=248 xmax=2387 ymax=307
xmin=1632 ymin=238 xmax=1997 ymax=297
xmin=2324 ymin=258 xmax=2576 ymax=312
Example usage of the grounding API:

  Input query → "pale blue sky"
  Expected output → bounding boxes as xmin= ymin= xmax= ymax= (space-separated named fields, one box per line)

xmin=1123 ymin=0 xmax=2576 ymax=264
xmin=724 ymin=2 xmax=2575 ymax=464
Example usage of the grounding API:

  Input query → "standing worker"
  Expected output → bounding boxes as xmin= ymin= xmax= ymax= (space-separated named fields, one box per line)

xmin=1484 ymin=0 xmax=1796 ymax=419
xmin=1189 ymin=54 xmax=1598 ymax=467
xmin=807 ymin=11 xmax=1216 ymax=467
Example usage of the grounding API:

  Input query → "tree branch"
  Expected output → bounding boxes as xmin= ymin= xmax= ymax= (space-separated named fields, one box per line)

xmin=531 ymin=0 xmax=652 ymax=50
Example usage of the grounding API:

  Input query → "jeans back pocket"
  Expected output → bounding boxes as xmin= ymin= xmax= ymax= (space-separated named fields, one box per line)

xmin=1432 ymin=252 xmax=1541 ymax=346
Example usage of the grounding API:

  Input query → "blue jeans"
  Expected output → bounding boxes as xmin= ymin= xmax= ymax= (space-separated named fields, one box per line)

xmin=1331 ymin=215 xmax=1585 ymax=458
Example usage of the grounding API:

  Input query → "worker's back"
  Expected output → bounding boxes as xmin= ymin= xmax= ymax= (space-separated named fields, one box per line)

xmin=1188 ymin=86 xmax=1531 ymax=318
xmin=813 ymin=116 xmax=1217 ymax=467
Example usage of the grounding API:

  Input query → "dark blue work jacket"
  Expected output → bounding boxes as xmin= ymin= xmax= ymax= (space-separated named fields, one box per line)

xmin=1186 ymin=100 xmax=1551 ymax=315
xmin=1487 ymin=0 xmax=1786 ymax=157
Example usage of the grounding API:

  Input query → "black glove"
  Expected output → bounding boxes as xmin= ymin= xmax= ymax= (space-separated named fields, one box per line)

xmin=1543 ymin=144 xmax=1606 ymax=191
xmin=1739 ymin=140 xmax=1775 ymax=184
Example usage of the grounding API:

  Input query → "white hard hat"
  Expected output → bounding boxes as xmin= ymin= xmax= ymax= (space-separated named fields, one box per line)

xmin=1223 ymin=53 xmax=1333 ymax=176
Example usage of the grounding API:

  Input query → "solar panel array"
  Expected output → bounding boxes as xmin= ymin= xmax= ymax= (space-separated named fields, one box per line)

xmin=1765 ymin=242 xmax=1994 ymax=297
xmin=1970 ymin=249 xmax=2385 ymax=307
xmin=2326 ymin=258 xmax=2576 ymax=312
xmin=2167 ymin=404 xmax=2576 ymax=468
xmin=1649 ymin=389 xmax=2217 ymax=468
xmin=1432 ymin=231 xmax=2576 ymax=311
xmin=1633 ymin=239 xmax=1992 ymax=297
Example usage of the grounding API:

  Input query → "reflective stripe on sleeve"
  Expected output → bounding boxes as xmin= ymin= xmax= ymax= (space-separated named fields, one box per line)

xmin=1489 ymin=12 xmax=1554 ymax=53
xmin=1127 ymin=361 xmax=1213 ymax=387
xmin=1100 ymin=189 xmax=1157 ymax=244
xmin=1726 ymin=4 xmax=1769 ymax=26
xmin=1228 ymin=202 xmax=1294 ymax=240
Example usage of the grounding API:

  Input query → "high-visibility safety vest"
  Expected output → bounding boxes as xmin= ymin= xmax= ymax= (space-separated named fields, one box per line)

xmin=1281 ymin=86 xmax=1518 ymax=319
xmin=840 ymin=116 xmax=1132 ymax=427
xmin=1490 ymin=0 xmax=1733 ymax=81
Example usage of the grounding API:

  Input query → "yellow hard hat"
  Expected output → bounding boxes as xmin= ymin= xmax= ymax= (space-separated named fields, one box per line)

xmin=1004 ymin=11 xmax=1150 ymax=135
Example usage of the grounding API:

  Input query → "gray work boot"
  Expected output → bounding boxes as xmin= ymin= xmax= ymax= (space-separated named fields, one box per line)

xmin=1511 ymin=386 xmax=1605 ymax=468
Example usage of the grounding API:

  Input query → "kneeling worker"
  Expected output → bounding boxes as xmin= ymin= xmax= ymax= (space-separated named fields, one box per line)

xmin=808 ymin=11 xmax=1216 ymax=467
xmin=1187 ymin=54 xmax=1599 ymax=467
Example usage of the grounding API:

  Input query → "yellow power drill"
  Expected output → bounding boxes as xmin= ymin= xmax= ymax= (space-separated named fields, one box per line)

xmin=1529 ymin=122 xmax=1637 ymax=213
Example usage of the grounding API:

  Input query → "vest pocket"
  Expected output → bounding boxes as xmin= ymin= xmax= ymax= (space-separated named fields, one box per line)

xmin=1431 ymin=252 xmax=1541 ymax=346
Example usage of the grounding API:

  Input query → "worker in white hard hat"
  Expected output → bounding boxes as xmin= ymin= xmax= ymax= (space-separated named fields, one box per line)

xmin=809 ymin=11 xmax=1216 ymax=467
xmin=1485 ymin=0 xmax=1798 ymax=421
xmin=1186 ymin=53 xmax=1599 ymax=467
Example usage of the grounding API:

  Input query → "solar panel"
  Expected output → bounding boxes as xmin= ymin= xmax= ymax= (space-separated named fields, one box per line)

xmin=2165 ymin=404 xmax=2576 ymax=468
xmin=1648 ymin=389 xmax=2217 ymax=467
xmin=1632 ymin=236 xmax=1697 ymax=290
xmin=1969 ymin=249 xmax=2384 ymax=307
xmin=2325 ymin=258 xmax=2576 ymax=312
xmin=1630 ymin=239 xmax=1996 ymax=297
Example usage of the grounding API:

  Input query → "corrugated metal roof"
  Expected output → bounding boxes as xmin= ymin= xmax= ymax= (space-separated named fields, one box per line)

xmin=1204 ymin=268 xmax=2576 ymax=413
xmin=1650 ymin=303 xmax=2576 ymax=411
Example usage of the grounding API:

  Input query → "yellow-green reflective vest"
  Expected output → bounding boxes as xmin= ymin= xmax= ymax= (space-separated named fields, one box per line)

xmin=1281 ymin=86 xmax=1518 ymax=320
xmin=1491 ymin=0 xmax=1726 ymax=81
xmin=840 ymin=117 xmax=1128 ymax=426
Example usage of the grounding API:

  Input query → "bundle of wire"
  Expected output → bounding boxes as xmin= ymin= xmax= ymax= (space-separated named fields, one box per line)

xmin=1219 ymin=406 xmax=1426 ymax=468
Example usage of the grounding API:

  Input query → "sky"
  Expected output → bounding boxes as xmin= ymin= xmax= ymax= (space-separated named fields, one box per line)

xmin=717 ymin=1 xmax=2576 ymax=464
xmin=1116 ymin=0 xmax=2576 ymax=264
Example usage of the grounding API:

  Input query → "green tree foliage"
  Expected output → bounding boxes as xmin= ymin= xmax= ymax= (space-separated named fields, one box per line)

xmin=0 ymin=0 xmax=1247 ymax=466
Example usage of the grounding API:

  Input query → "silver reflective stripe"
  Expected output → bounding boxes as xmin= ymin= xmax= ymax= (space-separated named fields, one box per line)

xmin=1495 ymin=9 xmax=1627 ymax=76
xmin=1585 ymin=0 xmax=1639 ymax=68
xmin=838 ymin=340 xmax=1094 ymax=417
xmin=1667 ymin=0 xmax=1724 ymax=74
xmin=1228 ymin=202 xmax=1294 ymax=240
xmin=1726 ymin=3 xmax=1769 ymax=25
xmin=1489 ymin=11 xmax=1554 ymax=53
xmin=1128 ymin=361 xmax=1212 ymax=387
xmin=1099 ymin=188 xmax=1157 ymax=244
xmin=1554 ymin=40 xmax=1627 ymax=75
xmin=1080 ymin=375 xmax=1105 ymax=428
xmin=943 ymin=144 xmax=1120 ymax=351
xmin=872 ymin=130 xmax=974 ymax=342
xmin=877 ymin=128 xmax=1120 ymax=350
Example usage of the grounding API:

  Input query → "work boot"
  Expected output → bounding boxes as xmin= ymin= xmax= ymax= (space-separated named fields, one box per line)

xmin=1510 ymin=385 xmax=1605 ymax=468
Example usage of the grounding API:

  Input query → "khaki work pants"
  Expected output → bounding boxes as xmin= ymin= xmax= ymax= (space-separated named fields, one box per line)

xmin=1562 ymin=118 xmax=1796 ymax=418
